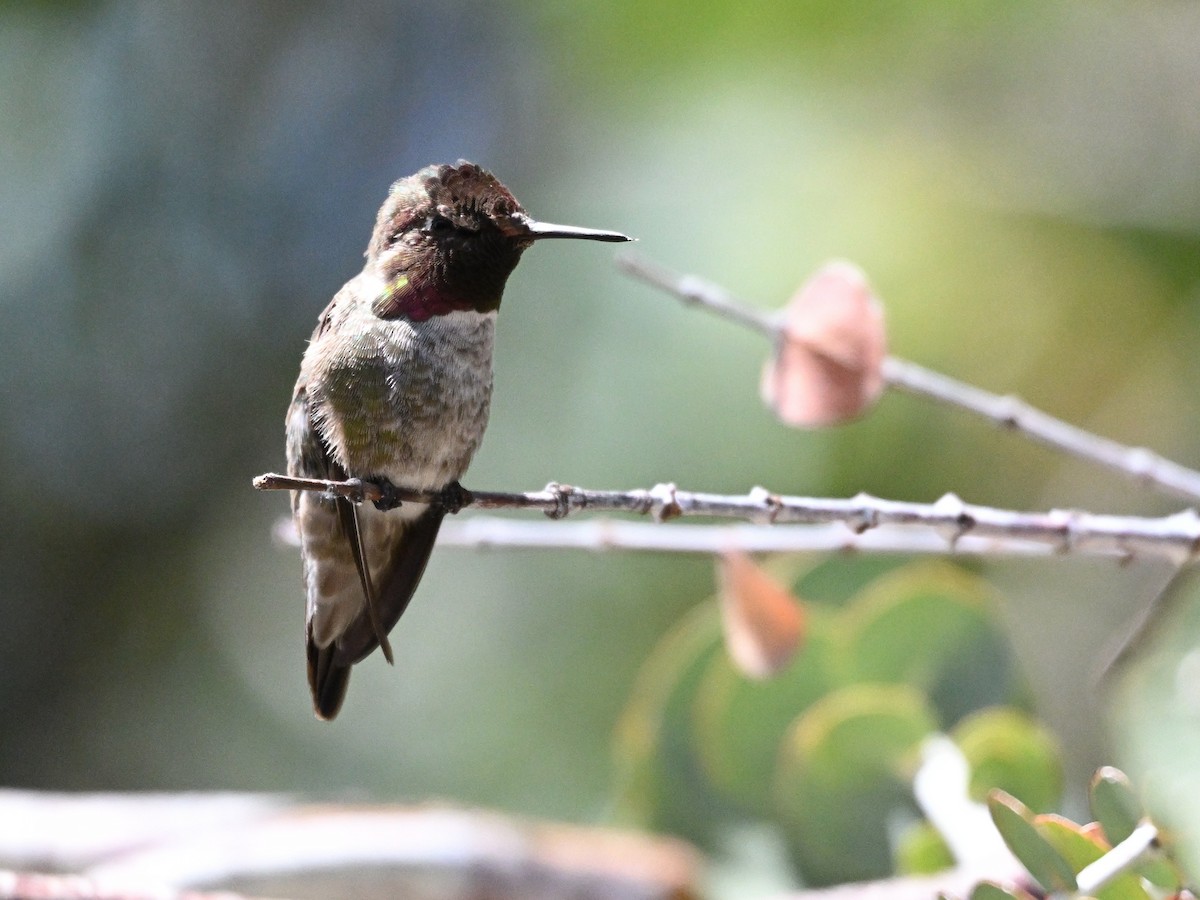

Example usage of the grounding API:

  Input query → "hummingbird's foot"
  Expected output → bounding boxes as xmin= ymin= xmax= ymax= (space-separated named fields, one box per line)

xmin=436 ymin=480 xmax=473 ymax=515
xmin=369 ymin=477 xmax=404 ymax=512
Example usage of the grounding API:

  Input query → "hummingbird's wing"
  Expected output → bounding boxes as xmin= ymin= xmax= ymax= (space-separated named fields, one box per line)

xmin=329 ymin=505 xmax=444 ymax=667
xmin=287 ymin=378 xmax=357 ymax=719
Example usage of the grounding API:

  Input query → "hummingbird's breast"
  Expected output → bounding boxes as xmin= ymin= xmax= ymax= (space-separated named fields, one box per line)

xmin=306 ymin=283 xmax=495 ymax=490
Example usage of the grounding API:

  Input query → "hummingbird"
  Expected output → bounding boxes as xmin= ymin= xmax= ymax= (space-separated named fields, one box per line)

xmin=286 ymin=161 xmax=630 ymax=720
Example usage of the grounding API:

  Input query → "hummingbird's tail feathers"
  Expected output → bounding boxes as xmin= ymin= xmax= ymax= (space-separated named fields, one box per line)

xmin=333 ymin=507 xmax=445 ymax=667
xmin=307 ymin=632 xmax=352 ymax=721
xmin=336 ymin=496 xmax=394 ymax=665
xmin=303 ymin=505 xmax=444 ymax=719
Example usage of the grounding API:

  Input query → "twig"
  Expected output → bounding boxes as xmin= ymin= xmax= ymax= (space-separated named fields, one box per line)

xmin=434 ymin=518 xmax=1120 ymax=559
xmin=252 ymin=473 xmax=683 ymax=520
xmin=913 ymin=737 xmax=1015 ymax=872
xmin=616 ymin=254 xmax=779 ymax=337
xmin=616 ymin=253 xmax=1200 ymax=505
xmin=883 ymin=358 xmax=1200 ymax=502
xmin=255 ymin=474 xmax=1200 ymax=564
xmin=1073 ymin=821 xmax=1159 ymax=896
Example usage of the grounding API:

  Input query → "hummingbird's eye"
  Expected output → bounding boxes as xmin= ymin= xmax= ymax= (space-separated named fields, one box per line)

xmin=424 ymin=215 xmax=455 ymax=236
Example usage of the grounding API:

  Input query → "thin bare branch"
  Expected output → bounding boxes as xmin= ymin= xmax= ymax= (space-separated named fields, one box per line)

xmin=616 ymin=253 xmax=779 ymax=337
xmin=616 ymin=252 xmax=1200 ymax=505
xmin=252 ymin=473 xmax=677 ymax=519
xmin=255 ymin=474 xmax=1200 ymax=565
xmin=1074 ymin=821 xmax=1159 ymax=897
xmin=434 ymin=518 xmax=1121 ymax=560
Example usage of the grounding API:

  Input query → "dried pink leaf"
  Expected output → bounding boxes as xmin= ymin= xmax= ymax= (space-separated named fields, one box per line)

xmin=716 ymin=549 xmax=805 ymax=679
xmin=760 ymin=260 xmax=887 ymax=427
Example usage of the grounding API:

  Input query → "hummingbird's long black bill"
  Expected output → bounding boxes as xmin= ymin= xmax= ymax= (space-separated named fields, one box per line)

xmin=520 ymin=217 xmax=632 ymax=243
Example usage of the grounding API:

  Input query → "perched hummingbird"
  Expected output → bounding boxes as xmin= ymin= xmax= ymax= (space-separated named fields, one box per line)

xmin=286 ymin=161 xmax=630 ymax=720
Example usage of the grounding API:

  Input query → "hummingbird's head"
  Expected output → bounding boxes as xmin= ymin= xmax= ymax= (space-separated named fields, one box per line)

xmin=365 ymin=161 xmax=630 ymax=321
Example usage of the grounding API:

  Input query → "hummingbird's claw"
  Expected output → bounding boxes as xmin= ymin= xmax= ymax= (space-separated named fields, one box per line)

xmin=370 ymin=477 xmax=403 ymax=512
xmin=436 ymin=480 xmax=473 ymax=515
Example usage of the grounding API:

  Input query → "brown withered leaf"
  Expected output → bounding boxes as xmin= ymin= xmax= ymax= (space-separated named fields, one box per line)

xmin=716 ymin=549 xmax=805 ymax=679
xmin=760 ymin=260 xmax=887 ymax=427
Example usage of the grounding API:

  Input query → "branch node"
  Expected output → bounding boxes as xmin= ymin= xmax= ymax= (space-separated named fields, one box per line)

xmin=675 ymin=275 xmax=708 ymax=307
xmin=749 ymin=486 xmax=784 ymax=524
xmin=994 ymin=394 xmax=1023 ymax=428
xmin=543 ymin=482 xmax=573 ymax=520
xmin=1170 ymin=508 xmax=1200 ymax=562
xmin=1046 ymin=508 xmax=1077 ymax=554
xmin=932 ymin=492 xmax=974 ymax=548
xmin=847 ymin=492 xmax=879 ymax=533
xmin=650 ymin=482 xmax=683 ymax=522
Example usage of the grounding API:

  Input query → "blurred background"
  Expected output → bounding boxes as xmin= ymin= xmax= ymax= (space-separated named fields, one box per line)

xmin=3 ymin=0 xmax=1200 ymax=882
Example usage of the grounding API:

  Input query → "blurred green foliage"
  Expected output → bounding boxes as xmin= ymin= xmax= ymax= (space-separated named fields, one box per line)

xmin=775 ymin=682 xmax=937 ymax=884
xmin=1109 ymin=568 xmax=1200 ymax=878
xmin=894 ymin=820 xmax=956 ymax=876
xmin=614 ymin=561 xmax=1063 ymax=885
xmin=982 ymin=768 xmax=1186 ymax=900
xmin=956 ymin=708 xmax=1061 ymax=813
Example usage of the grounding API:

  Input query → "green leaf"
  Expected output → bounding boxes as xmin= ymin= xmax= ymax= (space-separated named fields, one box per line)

xmin=953 ymin=707 xmax=1062 ymax=812
xmin=895 ymin=820 xmax=955 ymax=875
xmin=1086 ymin=768 xmax=1179 ymax=892
xmin=796 ymin=556 xmax=911 ymax=606
xmin=1090 ymin=767 xmax=1142 ymax=844
xmin=692 ymin=606 xmax=840 ymax=813
xmin=611 ymin=602 xmax=731 ymax=841
xmin=1036 ymin=815 xmax=1151 ymax=900
xmin=969 ymin=881 xmax=1039 ymax=900
xmin=775 ymin=683 xmax=938 ymax=885
xmin=987 ymin=791 xmax=1076 ymax=893
xmin=842 ymin=563 xmax=1018 ymax=723
xmin=1134 ymin=855 xmax=1183 ymax=893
